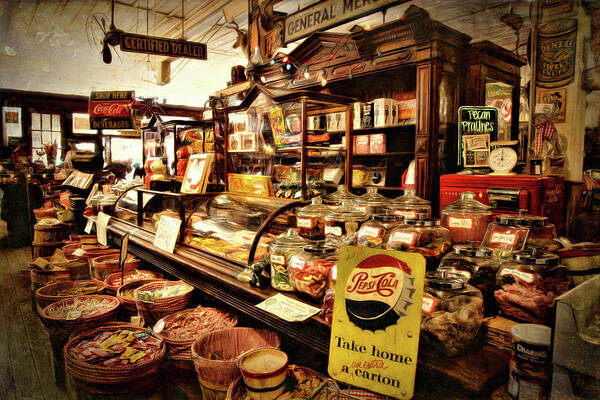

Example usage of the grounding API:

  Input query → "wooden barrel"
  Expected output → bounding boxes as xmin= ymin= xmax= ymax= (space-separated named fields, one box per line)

xmin=33 ymin=222 xmax=70 ymax=243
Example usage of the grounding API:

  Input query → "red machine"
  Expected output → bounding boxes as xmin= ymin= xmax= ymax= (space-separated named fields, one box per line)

xmin=440 ymin=174 xmax=564 ymax=233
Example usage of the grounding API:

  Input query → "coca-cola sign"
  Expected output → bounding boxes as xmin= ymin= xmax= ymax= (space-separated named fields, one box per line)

xmin=89 ymin=91 xmax=135 ymax=129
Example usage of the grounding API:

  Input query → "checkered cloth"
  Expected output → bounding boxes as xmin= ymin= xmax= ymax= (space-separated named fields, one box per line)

xmin=533 ymin=120 xmax=556 ymax=156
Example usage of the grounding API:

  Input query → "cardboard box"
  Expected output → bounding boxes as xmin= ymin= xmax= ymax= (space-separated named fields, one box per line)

xmin=373 ymin=98 xmax=398 ymax=127
xmin=370 ymin=133 xmax=386 ymax=154
xmin=354 ymin=135 xmax=370 ymax=154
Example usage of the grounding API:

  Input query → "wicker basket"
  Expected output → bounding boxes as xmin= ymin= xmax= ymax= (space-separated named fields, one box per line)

xmin=191 ymin=327 xmax=280 ymax=397
xmin=30 ymin=268 xmax=71 ymax=289
xmin=91 ymin=254 xmax=141 ymax=281
xmin=134 ymin=280 xmax=194 ymax=324
xmin=116 ymin=279 xmax=160 ymax=313
xmin=41 ymin=294 xmax=119 ymax=334
xmin=63 ymin=323 xmax=166 ymax=386
xmin=34 ymin=207 xmax=57 ymax=221
xmin=35 ymin=279 xmax=105 ymax=309
xmin=104 ymin=270 xmax=163 ymax=294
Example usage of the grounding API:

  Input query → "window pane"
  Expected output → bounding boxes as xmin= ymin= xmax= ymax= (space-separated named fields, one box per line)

xmin=32 ymin=131 xmax=42 ymax=147
xmin=42 ymin=131 xmax=53 ymax=144
xmin=32 ymin=113 xmax=41 ymax=130
xmin=52 ymin=114 xmax=61 ymax=131
xmin=42 ymin=114 xmax=51 ymax=130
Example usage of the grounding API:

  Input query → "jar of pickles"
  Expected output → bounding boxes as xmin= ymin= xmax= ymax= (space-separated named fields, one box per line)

xmin=481 ymin=214 xmax=530 ymax=258
xmin=357 ymin=214 xmax=404 ymax=248
xmin=441 ymin=192 xmax=492 ymax=245
xmin=390 ymin=188 xmax=432 ymax=219
xmin=387 ymin=217 xmax=452 ymax=270
xmin=324 ymin=202 xmax=368 ymax=247
xmin=289 ymin=244 xmax=337 ymax=300
xmin=268 ymin=229 xmax=307 ymax=291
xmin=421 ymin=270 xmax=484 ymax=356
xmin=495 ymin=249 xmax=572 ymax=324
xmin=322 ymin=185 xmax=358 ymax=208
xmin=354 ymin=187 xmax=391 ymax=216
xmin=438 ymin=245 xmax=503 ymax=315
xmin=296 ymin=197 xmax=328 ymax=240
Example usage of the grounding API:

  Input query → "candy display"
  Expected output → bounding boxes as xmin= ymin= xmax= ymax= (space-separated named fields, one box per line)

xmin=495 ymin=250 xmax=571 ymax=324
xmin=441 ymin=191 xmax=491 ymax=245
xmin=390 ymin=188 xmax=431 ymax=219
xmin=157 ymin=306 xmax=237 ymax=342
xmin=289 ymin=245 xmax=337 ymax=300
xmin=44 ymin=295 xmax=117 ymax=320
xmin=324 ymin=201 xmax=368 ymax=247
xmin=268 ymin=229 xmax=307 ymax=291
xmin=135 ymin=281 xmax=193 ymax=302
xmin=104 ymin=270 xmax=163 ymax=293
xmin=354 ymin=187 xmax=391 ymax=216
xmin=357 ymin=214 xmax=403 ymax=248
xmin=421 ymin=271 xmax=484 ymax=356
xmin=295 ymin=197 xmax=329 ymax=240
xmin=481 ymin=215 xmax=530 ymax=258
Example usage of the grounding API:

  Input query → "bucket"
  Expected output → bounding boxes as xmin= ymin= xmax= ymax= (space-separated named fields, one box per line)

xmin=508 ymin=323 xmax=552 ymax=400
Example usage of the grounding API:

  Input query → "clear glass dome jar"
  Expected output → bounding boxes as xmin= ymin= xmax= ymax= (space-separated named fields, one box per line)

xmin=321 ymin=185 xmax=358 ymax=208
xmin=357 ymin=214 xmax=404 ymax=248
xmin=295 ymin=197 xmax=329 ymax=240
xmin=386 ymin=217 xmax=452 ymax=270
xmin=495 ymin=249 xmax=572 ymax=324
xmin=324 ymin=201 xmax=368 ymax=247
xmin=438 ymin=244 xmax=503 ymax=315
xmin=354 ymin=187 xmax=391 ymax=216
xmin=441 ymin=191 xmax=492 ymax=245
xmin=390 ymin=188 xmax=432 ymax=219
xmin=513 ymin=214 xmax=559 ymax=252
xmin=481 ymin=214 xmax=531 ymax=258
xmin=268 ymin=229 xmax=307 ymax=291
xmin=421 ymin=270 xmax=484 ymax=356
xmin=289 ymin=244 xmax=338 ymax=300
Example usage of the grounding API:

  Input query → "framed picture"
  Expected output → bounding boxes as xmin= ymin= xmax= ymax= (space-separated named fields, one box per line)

xmin=227 ymin=173 xmax=273 ymax=197
xmin=181 ymin=154 xmax=214 ymax=194
xmin=537 ymin=88 xmax=567 ymax=122
xmin=2 ymin=106 xmax=22 ymax=145
xmin=72 ymin=113 xmax=98 ymax=134
xmin=463 ymin=134 xmax=491 ymax=168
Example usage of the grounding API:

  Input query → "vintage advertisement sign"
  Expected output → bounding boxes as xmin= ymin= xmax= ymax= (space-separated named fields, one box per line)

xmin=89 ymin=91 xmax=135 ymax=129
xmin=328 ymin=247 xmax=425 ymax=399
xmin=284 ymin=0 xmax=404 ymax=44
xmin=457 ymin=106 xmax=498 ymax=167
xmin=537 ymin=19 xmax=577 ymax=88
xmin=120 ymin=33 xmax=207 ymax=60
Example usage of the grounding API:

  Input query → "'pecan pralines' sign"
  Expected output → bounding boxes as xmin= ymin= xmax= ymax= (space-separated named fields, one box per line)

xmin=537 ymin=19 xmax=577 ymax=88
xmin=89 ymin=91 xmax=135 ymax=130
xmin=120 ymin=33 xmax=207 ymax=60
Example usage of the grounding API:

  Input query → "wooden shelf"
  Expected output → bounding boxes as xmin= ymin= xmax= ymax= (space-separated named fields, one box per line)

xmin=353 ymin=152 xmax=413 ymax=157
xmin=354 ymin=123 xmax=415 ymax=132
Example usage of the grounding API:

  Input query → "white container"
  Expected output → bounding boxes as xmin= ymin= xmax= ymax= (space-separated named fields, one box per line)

xmin=237 ymin=348 xmax=288 ymax=400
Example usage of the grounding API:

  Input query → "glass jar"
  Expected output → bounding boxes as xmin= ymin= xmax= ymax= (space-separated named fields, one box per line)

xmin=289 ymin=244 xmax=337 ymax=300
xmin=390 ymin=188 xmax=432 ymax=219
xmin=421 ymin=270 xmax=484 ymax=356
xmin=357 ymin=214 xmax=404 ymax=248
xmin=324 ymin=202 xmax=368 ymax=247
xmin=514 ymin=215 xmax=559 ymax=252
xmin=354 ymin=187 xmax=391 ymax=216
xmin=296 ymin=197 xmax=328 ymax=240
xmin=495 ymin=249 xmax=572 ymax=324
xmin=441 ymin=191 xmax=492 ymax=245
xmin=438 ymin=244 xmax=503 ymax=315
xmin=387 ymin=217 xmax=452 ymax=270
xmin=322 ymin=185 xmax=358 ymax=208
xmin=268 ymin=229 xmax=307 ymax=291
xmin=481 ymin=215 xmax=530 ymax=258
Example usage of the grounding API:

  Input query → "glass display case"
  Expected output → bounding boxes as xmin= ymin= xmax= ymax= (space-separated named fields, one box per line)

xmin=222 ymin=84 xmax=356 ymax=200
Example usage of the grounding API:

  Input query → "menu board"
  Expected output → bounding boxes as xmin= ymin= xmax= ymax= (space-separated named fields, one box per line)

xmin=458 ymin=106 xmax=498 ymax=167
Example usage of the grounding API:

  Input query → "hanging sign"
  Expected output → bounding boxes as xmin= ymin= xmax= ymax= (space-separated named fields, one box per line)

xmin=328 ymin=247 xmax=425 ymax=399
xmin=536 ymin=19 xmax=577 ymax=88
xmin=120 ymin=33 xmax=207 ymax=60
xmin=284 ymin=0 xmax=403 ymax=44
xmin=89 ymin=91 xmax=135 ymax=129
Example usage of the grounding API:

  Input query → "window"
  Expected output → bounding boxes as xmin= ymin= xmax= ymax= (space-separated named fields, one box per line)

xmin=31 ymin=112 xmax=62 ymax=164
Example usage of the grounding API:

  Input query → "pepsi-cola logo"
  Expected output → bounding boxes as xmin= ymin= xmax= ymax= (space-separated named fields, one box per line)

xmin=346 ymin=271 xmax=399 ymax=297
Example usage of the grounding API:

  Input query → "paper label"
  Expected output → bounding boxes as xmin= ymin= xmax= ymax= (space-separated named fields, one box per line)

xmin=96 ymin=212 xmax=111 ymax=246
xmin=393 ymin=209 xmax=417 ymax=219
xmin=289 ymin=257 xmax=306 ymax=271
xmin=72 ymin=249 xmax=86 ymax=257
xmin=360 ymin=226 xmax=382 ymax=238
xmin=500 ymin=268 xmax=535 ymax=283
xmin=489 ymin=232 xmax=517 ymax=246
xmin=256 ymin=293 xmax=321 ymax=322
xmin=357 ymin=205 xmax=368 ymax=214
xmin=153 ymin=215 xmax=182 ymax=254
xmin=297 ymin=217 xmax=315 ymax=229
xmin=325 ymin=225 xmax=343 ymax=237
xmin=448 ymin=217 xmax=473 ymax=229
xmin=443 ymin=267 xmax=472 ymax=280
xmin=84 ymin=219 xmax=94 ymax=234
xmin=270 ymin=253 xmax=287 ymax=266
xmin=390 ymin=231 xmax=418 ymax=246
xmin=421 ymin=295 xmax=437 ymax=315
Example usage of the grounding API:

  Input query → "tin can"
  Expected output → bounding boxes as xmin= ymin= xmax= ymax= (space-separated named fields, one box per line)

xmin=537 ymin=19 xmax=577 ymax=88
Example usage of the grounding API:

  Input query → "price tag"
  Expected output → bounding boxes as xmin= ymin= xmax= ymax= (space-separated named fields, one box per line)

xmin=448 ymin=217 xmax=473 ymax=229
xmin=96 ymin=212 xmax=111 ymax=246
xmin=153 ymin=216 xmax=181 ymax=254
xmin=297 ymin=217 xmax=315 ymax=229
xmin=84 ymin=219 xmax=94 ymax=234
xmin=421 ymin=295 xmax=438 ymax=315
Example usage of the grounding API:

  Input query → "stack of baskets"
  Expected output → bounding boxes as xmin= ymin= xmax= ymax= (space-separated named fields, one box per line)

xmin=134 ymin=280 xmax=194 ymax=323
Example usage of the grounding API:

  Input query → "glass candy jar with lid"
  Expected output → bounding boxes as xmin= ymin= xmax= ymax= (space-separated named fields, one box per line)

xmin=322 ymin=185 xmax=358 ymax=208
xmin=289 ymin=244 xmax=338 ymax=300
xmin=441 ymin=191 xmax=492 ymax=245
xmin=357 ymin=213 xmax=404 ymax=248
xmin=295 ymin=197 xmax=328 ymax=240
xmin=515 ymin=214 xmax=559 ymax=252
xmin=481 ymin=214 xmax=530 ymax=258
xmin=324 ymin=201 xmax=368 ymax=247
xmin=268 ymin=229 xmax=307 ymax=291
xmin=421 ymin=270 xmax=484 ymax=356
xmin=387 ymin=216 xmax=452 ymax=270
xmin=438 ymin=244 xmax=503 ymax=315
xmin=354 ymin=187 xmax=391 ymax=216
xmin=495 ymin=249 xmax=572 ymax=324
xmin=390 ymin=188 xmax=432 ymax=219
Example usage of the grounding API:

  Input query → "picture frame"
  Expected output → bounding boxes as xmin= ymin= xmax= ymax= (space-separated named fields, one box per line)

xmin=180 ymin=153 xmax=214 ymax=194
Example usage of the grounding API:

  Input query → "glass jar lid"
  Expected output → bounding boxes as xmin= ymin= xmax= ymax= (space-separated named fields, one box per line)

xmin=270 ymin=228 xmax=307 ymax=249
xmin=303 ymin=244 xmax=338 ymax=255
xmin=426 ymin=270 xmax=468 ymax=290
xmin=296 ymin=197 xmax=329 ymax=218
xmin=374 ymin=213 xmax=403 ymax=223
xmin=355 ymin=187 xmax=391 ymax=208
xmin=322 ymin=185 xmax=358 ymax=204
xmin=453 ymin=244 xmax=493 ymax=258
xmin=391 ymin=188 xmax=431 ymax=208
xmin=512 ymin=249 xmax=560 ymax=266
xmin=404 ymin=216 xmax=440 ymax=227
xmin=444 ymin=191 xmax=491 ymax=214
xmin=325 ymin=201 xmax=368 ymax=222
xmin=517 ymin=215 xmax=550 ymax=228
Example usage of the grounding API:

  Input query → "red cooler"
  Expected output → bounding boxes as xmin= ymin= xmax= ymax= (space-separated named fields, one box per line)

xmin=439 ymin=174 xmax=564 ymax=233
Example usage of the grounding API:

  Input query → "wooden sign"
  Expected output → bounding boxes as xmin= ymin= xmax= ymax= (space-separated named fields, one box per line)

xmin=284 ymin=0 xmax=403 ymax=44
xmin=121 ymin=33 xmax=207 ymax=60
xmin=153 ymin=216 xmax=181 ymax=254
xmin=537 ymin=19 xmax=577 ymax=88
xmin=328 ymin=247 xmax=425 ymax=399
xmin=89 ymin=91 xmax=135 ymax=130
